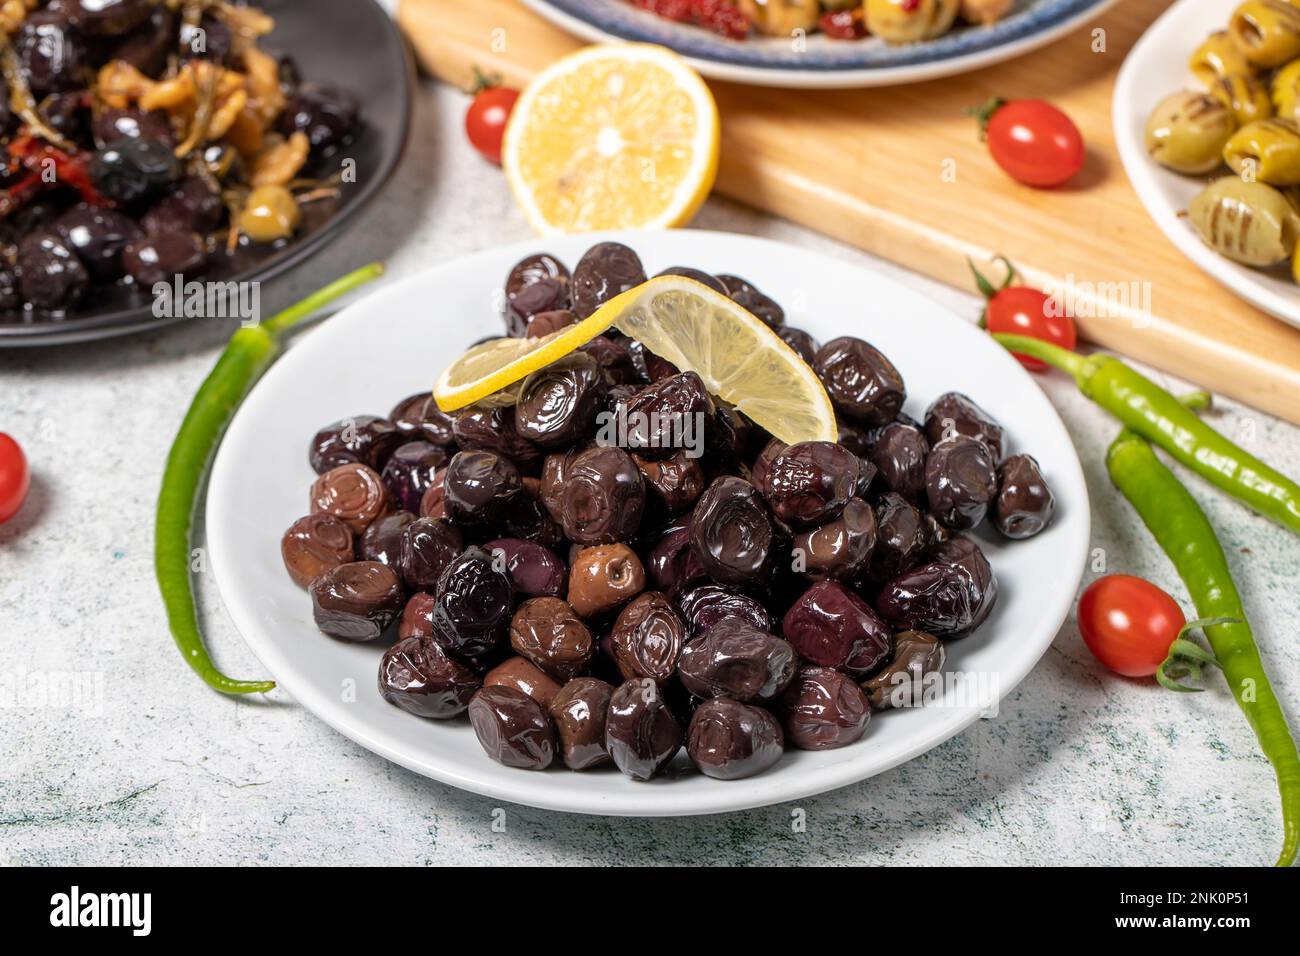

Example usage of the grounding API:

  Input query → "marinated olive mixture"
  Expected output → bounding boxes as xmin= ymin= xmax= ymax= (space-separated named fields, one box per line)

xmin=0 ymin=0 xmax=361 ymax=317
xmin=282 ymin=242 xmax=1057 ymax=781
xmin=1146 ymin=4 xmax=1300 ymax=282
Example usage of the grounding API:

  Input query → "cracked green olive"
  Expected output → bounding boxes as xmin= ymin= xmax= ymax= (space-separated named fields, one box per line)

xmin=1224 ymin=118 xmax=1300 ymax=184
xmin=240 ymin=185 xmax=301 ymax=244
xmin=1145 ymin=91 xmax=1236 ymax=174
xmin=1229 ymin=0 xmax=1300 ymax=69
xmin=1188 ymin=176 xmax=1300 ymax=266
xmin=1211 ymin=72 xmax=1274 ymax=126
xmin=864 ymin=0 xmax=960 ymax=43
xmin=1190 ymin=30 xmax=1253 ymax=86
xmin=1272 ymin=59 xmax=1300 ymax=123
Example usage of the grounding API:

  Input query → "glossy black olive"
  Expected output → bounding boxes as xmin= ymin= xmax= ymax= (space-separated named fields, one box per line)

xmin=309 ymin=415 xmax=405 ymax=474
xmin=924 ymin=391 xmax=1005 ymax=459
xmin=468 ymin=686 xmax=555 ymax=770
xmin=380 ymin=441 xmax=446 ymax=514
xmin=676 ymin=584 xmax=772 ymax=636
xmin=484 ymin=538 xmax=568 ymax=598
xmin=52 ymin=205 xmax=142 ymax=282
xmin=17 ymin=231 xmax=89 ymax=310
xmin=15 ymin=11 xmax=84 ymax=95
xmin=65 ymin=0 xmax=153 ymax=35
xmin=309 ymin=561 xmax=405 ymax=642
xmin=613 ymin=371 xmax=716 ymax=460
xmin=813 ymin=337 xmax=906 ymax=426
xmin=276 ymin=83 xmax=362 ymax=153
xmin=867 ymin=420 xmax=929 ymax=502
xmin=452 ymin=405 xmax=543 ymax=473
xmin=443 ymin=449 xmax=524 ymax=533
xmin=89 ymin=137 xmax=181 ymax=206
xmin=570 ymin=242 xmax=646 ymax=318
xmin=358 ymin=512 xmax=415 ymax=568
xmin=924 ymin=435 xmax=998 ymax=531
xmin=122 ymin=230 xmax=205 ymax=287
xmin=400 ymin=517 xmax=464 ymax=592
xmin=994 ymin=454 xmax=1056 ymax=539
xmin=579 ymin=334 xmax=640 ymax=385
xmin=141 ymin=179 xmax=224 ymax=237
xmin=635 ymin=450 xmax=706 ymax=517
xmin=605 ymin=678 xmax=682 ymax=780
xmin=875 ymin=537 xmax=997 ymax=638
xmin=760 ymin=440 xmax=861 ymax=529
xmin=560 ymin=445 xmax=645 ymax=545
xmin=867 ymin=491 xmax=930 ymax=584
xmin=716 ymin=273 xmax=784 ymax=329
xmin=677 ymin=617 xmax=797 ymax=703
xmin=656 ymin=265 xmax=728 ymax=295
xmin=687 ymin=698 xmax=784 ymax=780
xmin=778 ymin=326 xmax=819 ymax=364
xmin=379 ymin=635 xmax=481 ymax=719
xmin=781 ymin=580 xmax=891 ymax=676
xmin=645 ymin=520 xmax=708 ymax=595
xmin=430 ymin=546 xmax=515 ymax=662
xmin=790 ymin=496 xmax=877 ymax=582
xmin=782 ymin=666 xmax=871 ymax=751
xmin=690 ymin=476 xmax=774 ymax=588
xmin=514 ymin=354 xmax=606 ymax=447
xmin=388 ymin=392 xmax=456 ymax=446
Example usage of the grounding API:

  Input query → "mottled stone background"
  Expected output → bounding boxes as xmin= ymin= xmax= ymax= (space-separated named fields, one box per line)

xmin=1 ymin=8 xmax=1298 ymax=865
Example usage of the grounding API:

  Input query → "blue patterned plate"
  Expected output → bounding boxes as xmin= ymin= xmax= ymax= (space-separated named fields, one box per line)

xmin=521 ymin=0 xmax=1120 ymax=87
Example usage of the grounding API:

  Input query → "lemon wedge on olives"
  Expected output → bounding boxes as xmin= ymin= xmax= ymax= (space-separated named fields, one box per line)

xmin=433 ymin=276 xmax=838 ymax=446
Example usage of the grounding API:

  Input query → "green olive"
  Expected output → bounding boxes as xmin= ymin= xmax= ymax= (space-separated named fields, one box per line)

xmin=1145 ymin=91 xmax=1237 ymax=174
xmin=240 ymin=185 xmax=301 ymax=244
xmin=864 ymin=0 xmax=960 ymax=43
xmin=1229 ymin=0 xmax=1300 ymax=69
xmin=735 ymin=0 xmax=820 ymax=35
xmin=1224 ymin=118 xmax=1300 ymax=183
xmin=1210 ymin=71 xmax=1275 ymax=125
xmin=1272 ymin=59 xmax=1300 ymax=122
xmin=1190 ymin=30 xmax=1254 ymax=86
xmin=1189 ymin=176 xmax=1300 ymax=266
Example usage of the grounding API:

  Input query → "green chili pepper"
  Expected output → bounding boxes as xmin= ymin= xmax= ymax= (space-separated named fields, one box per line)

xmin=1107 ymin=428 xmax=1300 ymax=867
xmin=156 ymin=263 xmax=386 ymax=695
xmin=993 ymin=333 xmax=1300 ymax=536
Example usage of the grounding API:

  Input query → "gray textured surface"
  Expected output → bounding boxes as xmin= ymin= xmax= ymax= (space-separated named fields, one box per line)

xmin=2 ymin=61 xmax=1299 ymax=865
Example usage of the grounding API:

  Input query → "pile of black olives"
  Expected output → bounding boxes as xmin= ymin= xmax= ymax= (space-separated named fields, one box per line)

xmin=281 ymin=241 xmax=1058 ymax=781
xmin=0 ymin=1 xmax=362 ymax=318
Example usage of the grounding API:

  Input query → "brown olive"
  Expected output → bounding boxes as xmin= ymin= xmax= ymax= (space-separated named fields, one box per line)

xmin=468 ymin=686 xmax=555 ymax=770
xmin=605 ymin=678 xmax=682 ymax=780
xmin=568 ymin=544 xmax=646 ymax=618
xmin=994 ymin=454 xmax=1055 ymax=539
xmin=379 ymin=635 xmax=481 ymax=718
xmin=399 ymin=517 xmax=464 ymax=592
xmin=867 ymin=420 xmax=929 ymax=502
xmin=875 ymin=537 xmax=997 ymax=638
xmin=635 ymin=451 xmax=706 ymax=517
xmin=861 ymin=630 xmax=946 ymax=711
xmin=781 ymin=580 xmax=891 ymax=676
xmin=309 ymin=561 xmax=404 ymax=641
xmin=281 ymin=513 xmax=354 ymax=588
xmin=690 ymin=476 xmax=774 ymax=588
xmin=509 ymin=596 xmax=595 ymax=683
xmin=781 ymin=666 xmax=872 ymax=751
xmin=608 ymin=592 xmax=686 ymax=684
xmin=309 ymin=462 xmax=389 ymax=534
xmin=923 ymin=391 xmax=1005 ymax=459
xmin=760 ymin=441 xmax=861 ymax=529
xmin=790 ymin=497 xmax=877 ymax=582
xmin=813 ymin=337 xmax=906 ymax=426
xmin=549 ymin=677 xmax=615 ymax=770
xmin=687 ymin=698 xmax=784 ymax=780
xmin=924 ymin=436 xmax=998 ymax=531
xmin=560 ymin=445 xmax=645 ymax=545
xmin=677 ymin=617 xmax=798 ymax=703
xmin=484 ymin=656 xmax=563 ymax=711
xmin=358 ymin=512 xmax=415 ymax=568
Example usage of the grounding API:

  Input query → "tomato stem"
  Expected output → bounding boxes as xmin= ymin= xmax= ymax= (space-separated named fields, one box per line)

xmin=1155 ymin=617 xmax=1238 ymax=692
xmin=964 ymin=96 xmax=1006 ymax=141
xmin=469 ymin=66 xmax=503 ymax=94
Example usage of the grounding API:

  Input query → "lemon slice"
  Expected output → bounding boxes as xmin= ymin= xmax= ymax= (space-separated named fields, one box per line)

xmin=501 ymin=44 xmax=720 ymax=234
xmin=434 ymin=276 xmax=837 ymax=446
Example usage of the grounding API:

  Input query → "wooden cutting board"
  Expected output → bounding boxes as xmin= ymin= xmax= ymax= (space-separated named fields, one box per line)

xmin=397 ymin=0 xmax=1300 ymax=424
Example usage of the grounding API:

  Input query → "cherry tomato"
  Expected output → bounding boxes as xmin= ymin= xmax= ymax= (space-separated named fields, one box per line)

xmin=985 ymin=287 xmax=1078 ymax=372
xmin=0 ymin=432 xmax=30 ymax=524
xmin=1078 ymin=575 xmax=1186 ymax=678
xmin=982 ymin=98 xmax=1085 ymax=188
xmin=465 ymin=85 xmax=519 ymax=165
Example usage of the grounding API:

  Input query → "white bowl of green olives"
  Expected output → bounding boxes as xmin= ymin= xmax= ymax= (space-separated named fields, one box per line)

xmin=1115 ymin=0 xmax=1300 ymax=329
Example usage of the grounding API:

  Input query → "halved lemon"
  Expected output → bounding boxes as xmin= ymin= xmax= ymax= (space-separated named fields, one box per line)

xmin=501 ymin=44 xmax=720 ymax=234
xmin=434 ymin=277 xmax=837 ymax=446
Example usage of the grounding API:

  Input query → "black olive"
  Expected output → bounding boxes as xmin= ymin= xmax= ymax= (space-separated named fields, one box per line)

xmin=89 ymin=137 xmax=182 ymax=206
xmin=276 ymin=83 xmax=362 ymax=153
xmin=17 ymin=231 xmax=89 ymax=311
xmin=52 ymin=205 xmax=143 ymax=282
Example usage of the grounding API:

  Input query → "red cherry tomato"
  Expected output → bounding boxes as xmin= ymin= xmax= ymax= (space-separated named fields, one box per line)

xmin=465 ymin=85 xmax=519 ymax=165
xmin=985 ymin=287 xmax=1078 ymax=372
xmin=0 ymin=432 xmax=30 ymax=524
xmin=982 ymin=98 xmax=1085 ymax=188
xmin=1078 ymin=575 xmax=1187 ymax=678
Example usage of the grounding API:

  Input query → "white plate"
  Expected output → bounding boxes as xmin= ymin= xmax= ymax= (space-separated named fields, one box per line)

xmin=521 ymin=0 xmax=1120 ymax=89
xmin=206 ymin=230 xmax=1090 ymax=817
xmin=1114 ymin=0 xmax=1300 ymax=329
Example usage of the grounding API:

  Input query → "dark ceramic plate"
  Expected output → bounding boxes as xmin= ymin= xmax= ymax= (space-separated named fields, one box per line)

xmin=0 ymin=0 xmax=412 ymax=346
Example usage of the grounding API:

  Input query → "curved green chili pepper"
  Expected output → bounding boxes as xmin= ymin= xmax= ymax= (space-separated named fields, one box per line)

xmin=1107 ymin=429 xmax=1300 ymax=867
xmin=994 ymin=334 xmax=1300 ymax=536
xmin=156 ymin=263 xmax=386 ymax=695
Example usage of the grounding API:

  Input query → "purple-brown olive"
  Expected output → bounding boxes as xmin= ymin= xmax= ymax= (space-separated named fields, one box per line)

xmin=505 ymin=253 xmax=570 ymax=336
xmin=868 ymin=492 xmax=930 ymax=583
xmin=781 ymin=580 xmax=891 ymax=676
xmin=484 ymin=538 xmax=567 ymax=597
xmin=309 ymin=415 xmax=404 ymax=474
xmin=310 ymin=561 xmax=404 ymax=641
xmin=538 ymin=449 xmax=573 ymax=524
xmin=452 ymin=405 xmax=542 ymax=473
xmin=379 ymin=635 xmax=481 ymax=718
xmin=358 ymin=512 xmax=415 ymax=568
xmin=560 ymin=445 xmax=645 ymax=545
xmin=924 ymin=391 xmax=1005 ymax=460
xmin=310 ymin=463 xmax=389 ymax=534
xmin=431 ymin=546 xmax=514 ymax=661
xmin=568 ymin=544 xmax=646 ymax=618
xmin=760 ymin=441 xmax=860 ymax=529
xmin=509 ymin=596 xmax=594 ymax=683
xmin=419 ymin=471 xmax=446 ymax=519
xmin=778 ymin=326 xmax=819 ymax=364
xmin=676 ymin=584 xmax=771 ymax=636
xmin=867 ymin=420 xmax=929 ymax=501
xmin=690 ymin=476 xmax=774 ymax=588
xmin=656 ymin=265 xmax=728 ymax=295
xmin=925 ymin=435 xmax=998 ymax=531
xmin=790 ymin=497 xmax=877 ymax=582
xmin=579 ymin=335 xmax=640 ymax=385
xmin=605 ymin=678 xmax=682 ymax=780
xmin=861 ymin=630 xmax=946 ymax=711
xmin=645 ymin=522 xmax=708 ymax=595
xmin=484 ymin=656 xmax=563 ymax=711
xmin=399 ymin=517 xmax=464 ymax=592
xmin=281 ymin=513 xmax=355 ymax=588
xmin=443 ymin=449 xmax=524 ymax=533
xmin=782 ymin=666 xmax=872 ymax=751
xmin=549 ymin=677 xmax=615 ymax=770
xmin=749 ymin=437 xmax=787 ymax=493
xmin=514 ymin=354 xmax=606 ymax=447
xmin=813 ymin=337 xmax=906 ymax=426
xmin=398 ymin=592 xmax=437 ymax=643
xmin=609 ymin=592 xmax=686 ymax=684
xmin=994 ymin=454 xmax=1055 ymax=539
xmin=875 ymin=537 xmax=997 ymax=638
xmin=635 ymin=451 xmax=706 ymax=517
xmin=687 ymin=698 xmax=784 ymax=780
xmin=389 ymin=392 xmax=456 ymax=446
xmin=570 ymin=241 xmax=646 ymax=318
xmin=716 ymin=273 xmax=784 ymax=328
xmin=677 ymin=618 xmax=797 ymax=703
xmin=380 ymin=441 xmax=446 ymax=514
xmin=468 ymin=686 xmax=555 ymax=770
xmin=613 ymin=372 xmax=715 ymax=460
